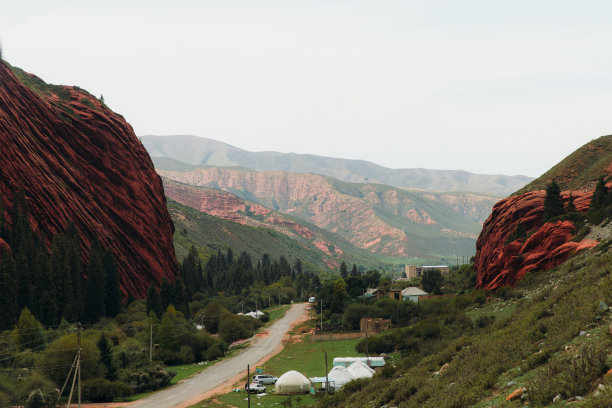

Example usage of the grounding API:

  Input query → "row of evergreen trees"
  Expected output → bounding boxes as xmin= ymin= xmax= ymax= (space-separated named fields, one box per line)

xmin=0 ymin=189 xmax=121 ymax=329
xmin=145 ymin=245 xmax=322 ymax=318
xmin=543 ymin=177 xmax=612 ymax=223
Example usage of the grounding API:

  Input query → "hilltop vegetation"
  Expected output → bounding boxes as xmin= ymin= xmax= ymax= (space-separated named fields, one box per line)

xmin=516 ymin=134 xmax=612 ymax=194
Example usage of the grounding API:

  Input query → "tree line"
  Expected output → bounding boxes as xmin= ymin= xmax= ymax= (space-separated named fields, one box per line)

xmin=0 ymin=189 xmax=121 ymax=329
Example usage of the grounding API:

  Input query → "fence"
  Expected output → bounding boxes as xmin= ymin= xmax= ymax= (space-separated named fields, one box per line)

xmin=309 ymin=332 xmax=365 ymax=342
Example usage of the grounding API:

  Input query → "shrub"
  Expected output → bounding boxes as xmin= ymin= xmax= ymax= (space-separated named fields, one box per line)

xmin=123 ymin=364 xmax=175 ymax=393
xmin=82 ymin=378 xmax=132 ymax=402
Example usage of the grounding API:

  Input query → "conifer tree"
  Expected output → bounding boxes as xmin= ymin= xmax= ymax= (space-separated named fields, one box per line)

xmin=65 ymin=223 xmax=84 ymax=320
xmin=84 ymin=238 xmax=106 ymax=323
xmin=339 ymin=261 xmax=348 ymax=278
xmin=14 ymin=308 xmax=44 ymax=351
xmin=103 ymin=250 xmax=121 ymax=317
xmin=589 ymin=177 xmax=608 ymax=212
xmin=160 ymin=278 xmax=174 ymax=310
xmin=146 ymin=284 xmax=163 ymax=318
xmin=542 ymin=179 xmax=565 ymax=221
xmin=0 ymin=253 xmax=18 ymax=329
xmin=566 ymin=193 xmax=577 ymax=213
xmin=350 ymin=264 xmax=359 ymax=276
xmin=97 ymin=333 xmax=116 ymax=380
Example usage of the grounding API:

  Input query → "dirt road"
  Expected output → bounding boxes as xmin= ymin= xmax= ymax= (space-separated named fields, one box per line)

xmin=129 ymin=303 xmax=308 ymax=408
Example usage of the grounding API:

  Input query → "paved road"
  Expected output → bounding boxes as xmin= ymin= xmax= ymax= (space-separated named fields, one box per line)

xmin=130 ymin=303 xmax=307 ymax=408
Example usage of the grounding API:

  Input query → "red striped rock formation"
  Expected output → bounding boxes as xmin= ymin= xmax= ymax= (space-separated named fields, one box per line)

xmin=475 ymin=189 xmax=596 ymax=289
xmin=0 ymin=61 xmax=177 ymax=298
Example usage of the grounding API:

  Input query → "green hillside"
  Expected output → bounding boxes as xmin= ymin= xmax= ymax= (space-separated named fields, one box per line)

xmin=316 ymin=245 xmax=612 ymax=407
xmin=168 ymin=199 xmax=407 ymax=273
xmin=515 ymin=134 xmax=612 ymax=194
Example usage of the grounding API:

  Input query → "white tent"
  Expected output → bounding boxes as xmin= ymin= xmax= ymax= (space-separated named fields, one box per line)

xmin=327 ymin=366 xmax=353 ymax=389
xmin=347 ymin=361 xmax=375 ymax=379
xmin=275 ymin=370 xmax=310 ymax=394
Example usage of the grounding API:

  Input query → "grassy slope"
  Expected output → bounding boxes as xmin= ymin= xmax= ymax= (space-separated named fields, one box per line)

xmin=316 ymin=247 xmax=612 ymax=408
xmin=169 ymin=199 xmax=407 ymax=273
xmin=515 ymin=134 xmax=612 ymax=194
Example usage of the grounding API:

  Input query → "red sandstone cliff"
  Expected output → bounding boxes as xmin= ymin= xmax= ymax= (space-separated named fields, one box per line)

xmin=475 ymin=189 xmax=597 ymax=289
xmin=158 ymin=167 xmax=493 ymax=258
xmin=0 ymin=62 xmax=177 ymax=298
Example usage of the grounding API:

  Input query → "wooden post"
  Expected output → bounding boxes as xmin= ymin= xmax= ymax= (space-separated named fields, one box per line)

xmin=77 ymin=323 xmax=82 ymax=408
xmin=325 ymin=352 xmax=329 ymax=394
xmin=149 ymin=319 xmax=153 ymax=362
xmin=247 ymin=364 xmax=250 ymax=408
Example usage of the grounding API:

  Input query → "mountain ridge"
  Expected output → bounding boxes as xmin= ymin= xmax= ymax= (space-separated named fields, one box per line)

xmin=141 ymin=135 xmax=532 ymax=196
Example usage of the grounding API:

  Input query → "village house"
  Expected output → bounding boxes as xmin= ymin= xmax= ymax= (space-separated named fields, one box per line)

xmin=405 ymin=265 xmax=449 ymax=279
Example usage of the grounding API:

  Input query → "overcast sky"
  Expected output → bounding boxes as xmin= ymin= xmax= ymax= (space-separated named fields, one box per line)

xmin=2 ymin=0 xmax=612 ymax=177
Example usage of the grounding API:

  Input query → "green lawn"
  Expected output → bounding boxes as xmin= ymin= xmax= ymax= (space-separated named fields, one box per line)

xmin=192 ymin=336 xmax=365 ymax=407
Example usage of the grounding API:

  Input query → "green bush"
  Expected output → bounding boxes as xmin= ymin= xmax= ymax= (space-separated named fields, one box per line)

xmin=123 ymin=364 xmax=175 ymax=393
xmin=82 ymin=378 xmax=132 ymax=402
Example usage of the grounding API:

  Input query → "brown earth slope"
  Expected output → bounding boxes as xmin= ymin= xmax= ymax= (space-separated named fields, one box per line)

xmin=0 ymin=61 xmax=177 ymax=298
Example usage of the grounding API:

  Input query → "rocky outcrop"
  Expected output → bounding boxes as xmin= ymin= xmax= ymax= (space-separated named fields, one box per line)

xmin=0 ymin=62 xmax=177 ymax=298
xmin=159 ymin=167 xmax=493 ymax=258
xmin=475 ymin=189 xmax=597 ymax=289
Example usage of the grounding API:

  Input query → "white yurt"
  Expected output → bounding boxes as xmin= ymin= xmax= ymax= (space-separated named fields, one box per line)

xmin=275 ymin=370 xmax=310 ymax=394
xmin=347 ymin=361 xmax=375 ymax=379
xmin=327 ymin=365 xmax=353 ymax=389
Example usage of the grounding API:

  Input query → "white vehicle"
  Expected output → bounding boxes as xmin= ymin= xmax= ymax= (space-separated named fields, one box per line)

xmin=253 ymin=374 xmax=278 ymax=385
xmin=246 ymin=382 xmax=266 ymax=393
xmin=308 ymin=296 xmax=316 ymax=303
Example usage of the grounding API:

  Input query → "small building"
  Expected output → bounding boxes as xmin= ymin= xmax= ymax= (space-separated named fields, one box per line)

xmin=401 ymin=287 xmax=428 ymax=303
xmin=385 ymin=288 xmax=402 ymax=300
xmin=360 ymin=318 xmax=391 ymax=334
xmin=405 ymin=265 xmax=449 ymax=279
xmin=347 ymin=361 xmax=375 ymax=379
xmin=327 ymin=366 xmax=353 ymax=389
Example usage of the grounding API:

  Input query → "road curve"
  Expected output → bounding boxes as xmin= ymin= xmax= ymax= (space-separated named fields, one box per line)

xmin=130 ymin=303 xmax=308 ymax=408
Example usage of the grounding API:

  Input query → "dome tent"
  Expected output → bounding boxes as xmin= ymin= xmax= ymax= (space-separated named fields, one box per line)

xmin=327 ymin=366 xmax=353 ymax=388
xmin=347 ymin=361 xmax=375 ymax=379
xmin=275 ymin=370 xmax=310 ymax=394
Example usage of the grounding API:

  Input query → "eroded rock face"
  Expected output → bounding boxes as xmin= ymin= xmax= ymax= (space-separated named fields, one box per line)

xmin=159 ymin=167 xmax=490 ymax=257
xmin=0 ymin=62 xmax=177 ymax=298
xmin=475 ymin=189 xmax=596 ymax=289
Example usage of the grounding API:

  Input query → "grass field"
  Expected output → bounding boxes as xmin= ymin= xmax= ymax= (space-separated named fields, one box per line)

xmin=465 ymin=299 xmax=518 ymax=322
xmin=192 ymin=336 xmax=365 ymax=408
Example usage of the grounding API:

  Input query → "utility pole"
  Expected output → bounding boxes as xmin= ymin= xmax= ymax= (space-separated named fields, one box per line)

xmin=325 ymin=351 xmax=329 ymax=394
xmin=247 ymin=364 xmax=251 ymax=408
xmin=320 ymin=300 xmax=324 ymax=340
xmin=77 ymin=323 xmax=82 ymax=408
xmin=149 ymin=319 xmax=153 ymax=363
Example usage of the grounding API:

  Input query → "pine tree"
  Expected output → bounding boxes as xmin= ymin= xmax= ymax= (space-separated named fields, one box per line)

xmin=84 ymin=238 xmax=106 ymax=323
xmin=65 ymin=223 xmax=84 ymax=320
xmin=350 ymin=264 xmax=359 ymax=276
xmin=97 ymin=333 xmax=116 ymax=380
xmin=566 ymin=193 xmax=577 ymax=213
xmin=589 ymin=177 xmax=608 ymax=212
xmin=542 ymin=179 xmax=565 ymax=221
xmin=14 ymin=308 xmax=44 ymax=351
xmin=0 ymin=253 xmax=18 ymax=329
xmin=160 ymin=278 xmax=173 ymax=309
xmin=103 ymin=250 xmax=121 ymax=317
xmin=146 ymin=284 xmax=163 ymax=318
xmin=339 ymin=261 xmax=348 ymax=278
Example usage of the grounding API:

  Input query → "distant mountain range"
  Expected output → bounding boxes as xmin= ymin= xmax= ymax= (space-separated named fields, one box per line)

xmin=141 ymin=135 xmax=532 ymax=196
xmin=157 ymin=165 xmax=498 ymax=260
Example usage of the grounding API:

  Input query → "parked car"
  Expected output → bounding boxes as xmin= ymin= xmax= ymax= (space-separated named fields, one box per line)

xmin=246 ymin=382 xmax=266 ymax=393
xmin=308 ymin=296 xmax=316 ymax=303
xmin=253 ymin=374 xmax=278 ymax=385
